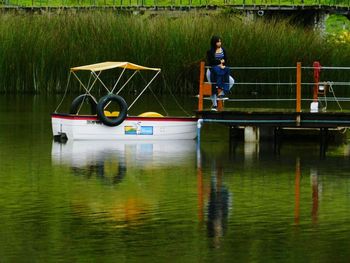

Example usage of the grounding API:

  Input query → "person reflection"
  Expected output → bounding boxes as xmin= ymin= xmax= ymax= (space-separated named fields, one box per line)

xmin=207 ymin=159 xmax=230 ymax=248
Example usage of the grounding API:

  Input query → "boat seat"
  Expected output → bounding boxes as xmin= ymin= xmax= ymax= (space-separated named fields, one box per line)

xmin=138 ymin=112 xmax=164 ymax=117
xmin=104 ymin=111 xmax=120 ymax=117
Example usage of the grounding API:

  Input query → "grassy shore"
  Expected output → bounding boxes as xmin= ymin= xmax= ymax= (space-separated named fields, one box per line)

xmin=3 ymin=0 xmax=350 ymax=7
xmin=0 ymin=12 xmax=348 ymax=94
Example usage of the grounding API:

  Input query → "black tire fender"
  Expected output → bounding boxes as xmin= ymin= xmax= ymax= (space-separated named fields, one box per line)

xmin=97 ymin=94 xmax=128 ymax=127
xmin=69 ymin=94 xmax=97 ymax=115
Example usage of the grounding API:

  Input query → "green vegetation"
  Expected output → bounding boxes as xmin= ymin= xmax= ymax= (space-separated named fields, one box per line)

xmin=3 ymin=0 xmax=350 ymax=7
xmin=0 ymin=12 xmax=349 ymax=94
xmin=326 ymin=14 xmax=350 ymax=34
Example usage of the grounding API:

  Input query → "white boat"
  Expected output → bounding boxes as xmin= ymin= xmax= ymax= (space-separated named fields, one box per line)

xmin=52 ymin=61 xmax=197 ymax=141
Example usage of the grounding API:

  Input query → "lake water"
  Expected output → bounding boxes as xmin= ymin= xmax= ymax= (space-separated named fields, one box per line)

xmin=1 ymin=95 xmax=350 ymax=262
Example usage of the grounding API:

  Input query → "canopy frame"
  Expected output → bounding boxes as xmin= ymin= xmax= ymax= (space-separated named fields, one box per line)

xmin=55 ymin=61 xmax=161 ymax=114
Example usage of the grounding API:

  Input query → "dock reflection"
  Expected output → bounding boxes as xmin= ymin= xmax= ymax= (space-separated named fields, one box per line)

xmin=197 ymin=147 xmax=231 ymax=248
xmin=294 ymin=159 xmax=321 ymax=226
xmin=207 ymin=159 xmax=230 ymax=247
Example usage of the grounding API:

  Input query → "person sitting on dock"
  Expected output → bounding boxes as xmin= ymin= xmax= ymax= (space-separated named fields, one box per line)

xmin=206 ymin=36 xmax=235 ymax=111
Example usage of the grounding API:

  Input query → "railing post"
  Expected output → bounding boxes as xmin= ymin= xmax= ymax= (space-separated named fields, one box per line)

xmin=296 ymin=62 xmax=301 ymax=113
xmin=296 ymin=62 xmax=301 ymax=126
xmin=313 ymin=61 xmax=321 ymax=102
xmin=198 ymin=61 xmax=205 ymax=111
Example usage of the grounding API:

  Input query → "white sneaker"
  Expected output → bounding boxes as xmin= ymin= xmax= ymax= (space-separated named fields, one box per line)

xmin=211 ymin=106 xmax=218 ymax=111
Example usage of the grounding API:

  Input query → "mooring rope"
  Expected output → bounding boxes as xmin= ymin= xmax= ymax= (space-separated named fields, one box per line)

xmin=54 ymin=72 xmax=71 ymax=113
xmin=328 ymin=82 xmax=343 ymax=111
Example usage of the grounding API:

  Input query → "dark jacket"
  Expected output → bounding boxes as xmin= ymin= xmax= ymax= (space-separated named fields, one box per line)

xmin=206 ymin=48 xmax=228 ymax=67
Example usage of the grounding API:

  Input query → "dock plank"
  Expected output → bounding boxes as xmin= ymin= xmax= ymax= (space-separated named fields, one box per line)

xmin=196 ymin=110 xmax=350 ymax=128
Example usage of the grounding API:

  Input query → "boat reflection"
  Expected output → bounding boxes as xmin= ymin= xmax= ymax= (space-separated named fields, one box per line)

xmin=51 ymin=139 xmax=197 ymax=226
xmin=52 ymin=139 xmax=196 ymax=169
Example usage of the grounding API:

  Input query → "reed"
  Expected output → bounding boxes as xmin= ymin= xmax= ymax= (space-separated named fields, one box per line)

xmin=0 ymin=11 xmax=348 ymax=95
xmin=5 ymin=0 xmax=350 ymax=7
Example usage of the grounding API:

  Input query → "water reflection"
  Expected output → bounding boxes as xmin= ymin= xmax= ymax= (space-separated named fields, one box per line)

xmin=4 ymin=96 xmax=350 ymax=261
xmin=311 ymin=168 xmax=320 ymax=225
xmin=197 ymin=146 xmax=232 ymax=248
xmin=52 ymin=140 xmax=196 ymax=184
xmin=294 ymin=158 xmax=301 ymax=225
xmin=207 ymin=159 xmax=230 ymax=248
xmin=51 ymin=140 xmax=198 ymax=227
xmin=294 ymin=159 xmax=323 ymax=226
xmin=48 ymin=138 xmax=350 ymax=260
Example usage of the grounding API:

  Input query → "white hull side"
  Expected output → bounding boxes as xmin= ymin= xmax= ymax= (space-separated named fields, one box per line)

xmin=52 ymin=115 xmax=197 ymax=140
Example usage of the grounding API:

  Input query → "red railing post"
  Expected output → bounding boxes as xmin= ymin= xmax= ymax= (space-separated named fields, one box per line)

xmin=313 ymin=61 xmax=321 ymax=102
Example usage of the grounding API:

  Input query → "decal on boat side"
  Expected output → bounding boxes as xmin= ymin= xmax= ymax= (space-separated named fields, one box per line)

xmin=124 ymin=122 xmax=153 ymax=135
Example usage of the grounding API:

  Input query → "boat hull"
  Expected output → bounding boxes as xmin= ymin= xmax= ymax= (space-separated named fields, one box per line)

xmin=52 ymin=114 xmax=198 ymax=140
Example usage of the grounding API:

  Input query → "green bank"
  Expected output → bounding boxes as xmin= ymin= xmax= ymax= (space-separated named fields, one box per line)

xmin=0 ymin=12 xmax=349 ymax=94
xmin=3 ymin=0 xmax=350 ymax=7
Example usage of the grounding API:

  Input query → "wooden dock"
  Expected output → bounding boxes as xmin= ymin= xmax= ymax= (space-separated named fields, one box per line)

xmin=196 ymin=110 xmax=350 ymax=128
xmin=195 ymin=61 xmax=350 ymax=146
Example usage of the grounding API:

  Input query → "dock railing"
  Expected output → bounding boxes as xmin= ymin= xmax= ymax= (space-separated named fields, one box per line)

xmin=198 ymin=61 xmax=350 ymax=114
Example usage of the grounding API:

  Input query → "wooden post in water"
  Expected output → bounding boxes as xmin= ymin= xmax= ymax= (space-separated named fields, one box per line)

xmin=296 ymin=62 xmax=301 ymax=126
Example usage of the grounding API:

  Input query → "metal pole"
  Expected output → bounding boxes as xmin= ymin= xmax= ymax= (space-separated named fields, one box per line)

xmin=115 ymin=70 xmax=138 ymax=94
xmin=128 ymin=71 xmax=161 ymax=110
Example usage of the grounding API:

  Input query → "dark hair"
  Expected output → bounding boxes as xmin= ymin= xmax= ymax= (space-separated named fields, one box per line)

xmin=210 ymin=35 xmax=221 ymax=50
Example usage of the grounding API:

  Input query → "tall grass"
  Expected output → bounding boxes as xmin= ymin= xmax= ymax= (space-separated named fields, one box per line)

xmin=0 ymin=11 xmax=348 ymax=94
xmin=4 ymin=0 xmax=350 ymax=7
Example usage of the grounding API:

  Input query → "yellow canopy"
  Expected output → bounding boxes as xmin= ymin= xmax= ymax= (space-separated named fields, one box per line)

xmin=71 ymin=61 xmax=161 ymax=72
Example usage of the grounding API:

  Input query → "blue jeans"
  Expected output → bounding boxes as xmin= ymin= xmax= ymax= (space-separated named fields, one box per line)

xmin=206 ymin=68 xmax=234 ymax=95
